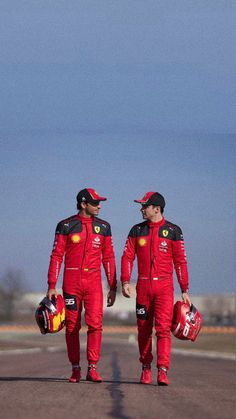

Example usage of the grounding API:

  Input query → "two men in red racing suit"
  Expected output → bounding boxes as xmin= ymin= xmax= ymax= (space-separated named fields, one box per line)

xmin=47 ymin=188 xmax=190 ymax=386
xmin=121 ymin=191 xmax=191 ymax=386
xmin=47 ymin=188 xmax=117 ymax=383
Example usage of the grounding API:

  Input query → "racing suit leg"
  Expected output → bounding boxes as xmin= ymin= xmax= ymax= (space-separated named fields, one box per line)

xmin=84 ymin=280 xmax=103 ymax=364
xmin=64 ymin=291 xmax=83 ymax=365
xmin=136 ymin=281 xmax=154 ymax=365
xmin=153 ymin=280 xmax=174 ymax=369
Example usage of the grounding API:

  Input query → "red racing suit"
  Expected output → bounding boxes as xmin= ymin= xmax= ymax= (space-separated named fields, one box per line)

xmin=121 ymin=217 xmax=189 ymax=369
xmin=48 ymin=214 xmax=116 ymax=365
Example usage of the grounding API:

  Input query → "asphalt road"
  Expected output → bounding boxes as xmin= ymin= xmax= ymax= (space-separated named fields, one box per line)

xmin=0 ymin=336 xmax=235 ymax=419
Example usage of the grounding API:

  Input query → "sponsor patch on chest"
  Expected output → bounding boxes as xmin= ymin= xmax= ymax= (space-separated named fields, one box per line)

xmin=159 ymin=240 xmax=168 ymax=252
xmin=92 ymin=236 xmax=101 ymax=248
xmin=138 ymin=238 xmax=147 ymax=247
xmin=71 ymin=234 xmax=81 ymax=243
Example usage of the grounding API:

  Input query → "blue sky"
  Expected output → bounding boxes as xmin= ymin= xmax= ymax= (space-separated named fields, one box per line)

xmin=0 ymin=1 xmax=235 ymax=294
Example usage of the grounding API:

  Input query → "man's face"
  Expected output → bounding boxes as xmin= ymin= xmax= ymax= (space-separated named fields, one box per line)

xmin=140 ymin=204 xmax=158 ymax=220
xmin=84 ymin=201 xmax=101 ymax=217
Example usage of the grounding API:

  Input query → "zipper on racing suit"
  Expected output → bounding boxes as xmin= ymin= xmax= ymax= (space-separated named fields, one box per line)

xmin=150 ymin=225 xmax=159 ymax=282
xmin=81 ymin=223 xmax=89 ymax=272
xmin=150 ymin=227 xmax=154 ymax=283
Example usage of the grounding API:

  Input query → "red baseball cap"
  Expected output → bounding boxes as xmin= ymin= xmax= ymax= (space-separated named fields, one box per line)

xmin=134 ymin=191 xmax=165 ymax=208
xmin=77 ymin=188 xmax=107 ymax=205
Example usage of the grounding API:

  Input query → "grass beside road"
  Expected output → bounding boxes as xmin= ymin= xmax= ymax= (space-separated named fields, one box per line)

xmin=0 ymin=327 xmax=235 ymax=354
xmin=171 ymin=333 xmax=235 ymax=353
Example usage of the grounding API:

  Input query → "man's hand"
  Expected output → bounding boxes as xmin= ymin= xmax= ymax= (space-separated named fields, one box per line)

xmin=122 ymin=283 xmax=131 ymax=298
xmin=107 ymin=290 xmax=116 ymax=307
xmin=182 ymin=291 xmax=191 ymax=306
xmin=47 ymin=288 xmax=57 ymax=300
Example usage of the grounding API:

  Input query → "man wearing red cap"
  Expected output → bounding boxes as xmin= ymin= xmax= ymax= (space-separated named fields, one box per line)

xmin=121 ymin=191 xmax=191 ymax=386
xmin=47 ymin=188 xmax=117 ymax=383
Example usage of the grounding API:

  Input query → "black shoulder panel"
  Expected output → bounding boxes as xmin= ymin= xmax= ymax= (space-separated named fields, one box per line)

xmin=159 ymin=220 xmax=183 ymax=241
xmin=93 ymin=217 xmax=111 ymax=236
xmin=129 ymin=222 xmax=149 ymax=237
xmin=55 ymin=215 xmax=82 ymax=235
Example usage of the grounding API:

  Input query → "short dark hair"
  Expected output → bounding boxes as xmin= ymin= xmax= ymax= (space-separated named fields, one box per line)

xmin=152 ymin=205 xmax=164 ymax=214
xmin=77 ymin=201 xmax=83 ymax=211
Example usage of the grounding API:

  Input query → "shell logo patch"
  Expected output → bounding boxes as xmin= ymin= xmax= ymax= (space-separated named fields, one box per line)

xmin=94 ymin=226 xmax=100 ymax=233
xmin=138 ymin=238 xmax=147 ymax=247
xmin=162 ymin=230 xmax=169 ymax=237
xmin=71 ymin=234 xmax=80 ymax=243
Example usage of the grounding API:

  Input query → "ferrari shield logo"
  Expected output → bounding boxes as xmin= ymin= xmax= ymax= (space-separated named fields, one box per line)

xmin=162 ymin=230 xmax=169 ymax=237
xmin=95 ymin=226 xmax=100 ymax=234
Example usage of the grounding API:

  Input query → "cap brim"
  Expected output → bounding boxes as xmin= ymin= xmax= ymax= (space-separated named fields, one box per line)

xmin=89 ymin=197 xmax=107 ymax=203
xmin=97 ymin=197 xmax=107 ymax=201
xmin=134 ymin=199 xmax=145 ymax=203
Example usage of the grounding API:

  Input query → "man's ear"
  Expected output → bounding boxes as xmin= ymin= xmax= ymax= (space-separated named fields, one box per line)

xmin=81 ymin=201 xmax=87 ymax=209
